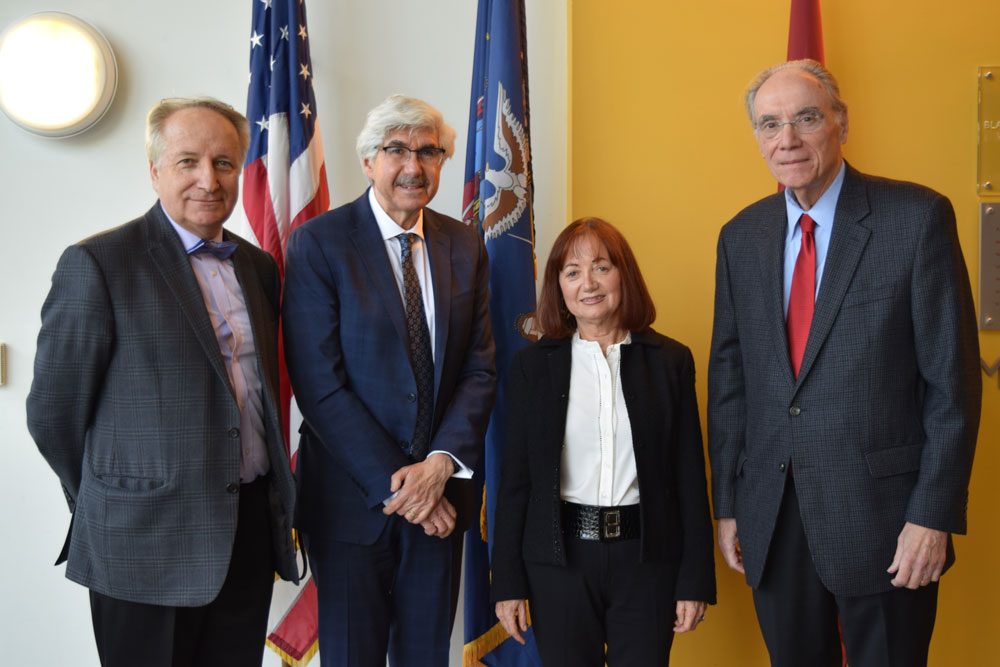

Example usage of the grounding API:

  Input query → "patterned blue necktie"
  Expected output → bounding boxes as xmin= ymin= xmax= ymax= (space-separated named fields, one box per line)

xmin=189 ymin=240 xmax=238 ymax=260
xmin=398 ymin=233 xmax=434 ymax=460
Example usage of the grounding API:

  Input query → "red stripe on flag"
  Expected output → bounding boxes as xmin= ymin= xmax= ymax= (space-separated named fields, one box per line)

xmin=243 ymin=158 xmax=286 ymax=276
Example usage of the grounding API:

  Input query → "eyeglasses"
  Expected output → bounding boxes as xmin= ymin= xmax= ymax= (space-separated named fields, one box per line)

xmin=379 ymin=145 xmax=446 ymax=166
xmin=755 ymin=112 xmax=826 ymax=140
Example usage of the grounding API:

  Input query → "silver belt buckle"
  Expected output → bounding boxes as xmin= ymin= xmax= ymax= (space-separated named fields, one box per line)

xmin=603 ymin=509 xmax=621 ymax=539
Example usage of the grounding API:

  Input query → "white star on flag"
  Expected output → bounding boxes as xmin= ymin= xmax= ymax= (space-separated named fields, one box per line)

xmin=299 ymin=63 xmax=310 ymax=79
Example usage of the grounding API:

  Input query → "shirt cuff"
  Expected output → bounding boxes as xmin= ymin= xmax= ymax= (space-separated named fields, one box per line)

xmin=428 ymin=450 xmax=473 ymax=479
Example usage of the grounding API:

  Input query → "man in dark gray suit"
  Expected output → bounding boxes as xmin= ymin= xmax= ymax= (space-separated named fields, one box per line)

xmin=708 ymin=60 xmax=981 ymax=666
xmin=27 ymin=97 xmax=298 ymax=667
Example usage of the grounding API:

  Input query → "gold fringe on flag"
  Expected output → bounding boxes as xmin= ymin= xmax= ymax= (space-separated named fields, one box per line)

xmin=462 ymin=604 xmax=533 ymax=666
xmin=268 ymin=636 xmax=319 ymax=667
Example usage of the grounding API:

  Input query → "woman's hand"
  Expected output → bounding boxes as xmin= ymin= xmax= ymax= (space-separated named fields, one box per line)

xmin=674 ymin=600 xmax=708 ymax=633
xmin=495 ymin=599 xmax=529 ymax=645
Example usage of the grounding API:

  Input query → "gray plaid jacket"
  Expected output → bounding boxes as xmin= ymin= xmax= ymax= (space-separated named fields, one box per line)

xmin=27 ymin=203 xmax=298 ymax=606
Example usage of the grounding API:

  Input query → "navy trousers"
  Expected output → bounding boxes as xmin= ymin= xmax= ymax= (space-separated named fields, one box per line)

xmin=307 ymin=515 xmax=463 ymax=667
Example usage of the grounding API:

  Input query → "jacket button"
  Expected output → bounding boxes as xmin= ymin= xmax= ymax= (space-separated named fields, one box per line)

xmin=779 ymin=463 xmax=786 ymax=472
xmin=400 ymin=439 xmax=408 ymax=449
xmin=406 ymin=392 xmax=416 ymax=402
xmin=788 ymin=406 xmax=801 ymax=416
xmin=226 ymin=482 xmax=239 ymax=493
xmin=229 ymin=427 xmax=240 ymax=438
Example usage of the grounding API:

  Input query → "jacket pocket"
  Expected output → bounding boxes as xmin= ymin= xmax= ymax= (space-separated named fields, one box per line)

xmin=93 ymin=473 xmax=166 ymax=492
xmin=842 ymin=286 xmax=894 ymax=309
xmin=865 ymin=443 xmax=922 ymax=478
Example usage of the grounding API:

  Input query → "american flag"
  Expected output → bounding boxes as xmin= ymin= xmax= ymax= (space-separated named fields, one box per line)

xmin=243 ymin=1 xmax=327 ymax=665
xmin=243 ymin=0 xmax=329 ymax=277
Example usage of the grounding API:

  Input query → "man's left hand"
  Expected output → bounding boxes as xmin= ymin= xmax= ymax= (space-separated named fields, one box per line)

xmin=887 ymin=521 xmax=948 ymax=589
xmin=383 ymin=452 xmax=454 ymax=524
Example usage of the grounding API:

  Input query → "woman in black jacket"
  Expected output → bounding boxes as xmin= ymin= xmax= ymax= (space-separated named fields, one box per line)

xmin=491 ymin=217 xmax=716 ymax=666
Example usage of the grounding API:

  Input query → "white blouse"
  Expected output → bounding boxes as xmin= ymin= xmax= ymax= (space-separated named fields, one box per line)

xmin=560 ymin=332 xmax=640 ymax=507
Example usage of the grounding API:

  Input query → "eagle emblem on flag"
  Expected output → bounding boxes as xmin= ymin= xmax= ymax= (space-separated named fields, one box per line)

xmin=483 ymin=81 xmax=530 ymax=242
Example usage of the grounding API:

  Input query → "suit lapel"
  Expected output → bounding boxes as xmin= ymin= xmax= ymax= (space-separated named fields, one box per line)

xmin=796 ymin=165 xmax=872 ymax=385
xmin=349 ymin=193 xmax=410 ymax=352
xmin=755 ymin=195 xmax=797 ymax=387
xmin=229 ymin=239 xmax=276 ymax=400
xmin=424 ymin=210 xmax=451 ymax=394
xmin=144 ymin=204 xmax=235 ymax=398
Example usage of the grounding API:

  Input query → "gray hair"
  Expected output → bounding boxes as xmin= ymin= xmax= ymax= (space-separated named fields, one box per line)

xmin=146 ymin=97 xmax=251 ymax=166
xmin=744 ymin=59 xmax=848 ymax=128
xmin=355 ymin=94 xmax=456 ymax=166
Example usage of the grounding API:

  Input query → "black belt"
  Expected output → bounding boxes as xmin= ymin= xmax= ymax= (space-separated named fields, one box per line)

xmin=562 ymin=502 xmax=640 ymax=541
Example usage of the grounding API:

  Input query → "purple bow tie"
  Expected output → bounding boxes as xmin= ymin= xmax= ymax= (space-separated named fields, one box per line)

xmin=189 ymin=240 xmax=238 ymax=260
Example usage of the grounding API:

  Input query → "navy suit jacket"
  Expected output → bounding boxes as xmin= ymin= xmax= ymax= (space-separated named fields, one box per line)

xmin=708 ymin=164 xmax=981 ymax=596
xmin=282 ymin=191 xmax=496 ymax=545
xmin=26 ymin=203 xmax=299 ymax=606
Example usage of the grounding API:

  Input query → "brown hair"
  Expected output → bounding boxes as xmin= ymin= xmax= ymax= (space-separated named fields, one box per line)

xmin=537 ymin=217 xmax=656 ymax=339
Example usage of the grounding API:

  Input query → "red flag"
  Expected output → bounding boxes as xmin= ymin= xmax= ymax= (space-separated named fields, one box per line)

xmin=787 ymin=0 xmax=824 ymax=62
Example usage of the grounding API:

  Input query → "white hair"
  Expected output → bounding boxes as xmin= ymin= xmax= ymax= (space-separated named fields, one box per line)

xmin=355 ymin=94 xmax=456 ymax=166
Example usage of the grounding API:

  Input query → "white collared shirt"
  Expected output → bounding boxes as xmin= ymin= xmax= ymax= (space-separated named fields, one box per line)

xmin=368 ymin=187 xmax=436 ymax=360
xmin=560 ymin=332 xmax=640 ymax=506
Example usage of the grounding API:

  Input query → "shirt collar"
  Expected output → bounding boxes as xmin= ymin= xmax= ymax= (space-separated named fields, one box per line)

xmin=784 ymin=160 xmax=846 ymax=233
xmin=572 ymin=331 xmax=632 ymax=355
xmin=368 ymin=187 xmax=425 ymax=242
xmin=160 ymin=202 xmax=224 ymax=253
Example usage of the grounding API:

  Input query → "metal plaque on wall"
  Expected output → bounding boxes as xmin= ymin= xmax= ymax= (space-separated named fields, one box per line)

xmin=982 ymin=203 xmax=999 ymax=329
xmin=979 ymin=67 xmax=1000 ymax=195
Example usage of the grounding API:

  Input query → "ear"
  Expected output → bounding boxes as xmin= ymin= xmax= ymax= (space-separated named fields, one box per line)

xmin=149 ymin=161 xmax=160 ymax=193
xmin=837 ymin=111 xmax=849 ymax=144
xmin=362 ymin=155 xmax=376 ymax=182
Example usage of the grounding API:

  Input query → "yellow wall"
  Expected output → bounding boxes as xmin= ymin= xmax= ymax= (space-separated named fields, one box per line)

xmin=570 ymin=0 xmax=998 ymax=663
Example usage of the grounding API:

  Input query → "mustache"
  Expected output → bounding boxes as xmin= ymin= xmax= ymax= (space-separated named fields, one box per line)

xmin=394 ymin=176 xmax=428 ymax=188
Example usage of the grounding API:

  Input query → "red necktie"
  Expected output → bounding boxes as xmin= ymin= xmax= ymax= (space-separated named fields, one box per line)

xmin=787 ymin=214 xmax=816 ymax=378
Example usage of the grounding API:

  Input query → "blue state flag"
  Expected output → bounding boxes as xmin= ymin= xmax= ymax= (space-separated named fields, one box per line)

xmin=461 ymin=1 xmax=542 ymax=665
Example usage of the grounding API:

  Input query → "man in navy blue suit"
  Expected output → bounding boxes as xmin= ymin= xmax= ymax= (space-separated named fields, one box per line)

xmin=282 ymin=95 xmax=497 ymax=667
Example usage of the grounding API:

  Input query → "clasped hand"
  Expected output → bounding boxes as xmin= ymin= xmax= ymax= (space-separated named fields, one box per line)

xmin=382 ymin=452 xmax=456 ymax=537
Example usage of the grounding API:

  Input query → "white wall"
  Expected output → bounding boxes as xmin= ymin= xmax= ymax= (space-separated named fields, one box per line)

xmin=0 ymin=1 xmax=566 ymax=664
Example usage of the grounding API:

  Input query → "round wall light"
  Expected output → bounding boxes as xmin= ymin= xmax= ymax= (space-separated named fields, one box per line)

xmin=0 ymin=12 xmax=117 ymax=137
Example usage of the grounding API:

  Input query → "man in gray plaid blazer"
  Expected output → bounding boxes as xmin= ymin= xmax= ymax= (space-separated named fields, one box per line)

xmin=708 ymin=60 xmax=981 ymax=666
xmin=26 ymin=98 xmax=298 ymax=667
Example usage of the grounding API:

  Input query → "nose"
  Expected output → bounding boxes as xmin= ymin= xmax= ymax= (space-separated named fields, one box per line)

xmin=195 ymin=161 xmax=220 ymax=190
xmin=582 ymin=269 xmax=598 ymax=290
xmin=776 ymin=122 xmax=802 ymax=148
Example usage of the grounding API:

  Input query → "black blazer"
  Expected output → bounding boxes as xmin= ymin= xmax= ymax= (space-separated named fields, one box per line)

xmin=491 ymin=329 xmax=716 ymax=605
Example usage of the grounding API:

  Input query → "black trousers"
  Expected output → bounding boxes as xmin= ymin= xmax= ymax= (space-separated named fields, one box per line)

xmin=89 ymin=477 xmax=274 ymax=667
xmin=752 ymin=478 xmax=938 ymax=667
xmin=525 ymin=536 xmax=677 ymax=667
